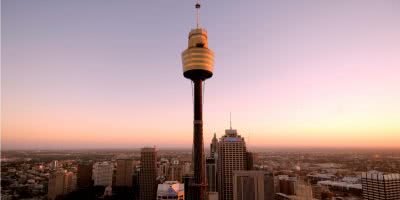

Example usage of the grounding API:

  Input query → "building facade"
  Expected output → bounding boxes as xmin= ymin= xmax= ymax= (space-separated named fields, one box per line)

xmin=233 ymin=170 xmax=274 ymax=200
xmin=48 ymin=171 xmax=65 ymax=200
xmin=92 ymin=161 xmax=113 ymax=186
xmin=361 ymin=171 xmax=400 ymax=200
xmin=116 ymin=159 xmax=134 ymax=187
xmin=139 ymin=147 xmax=158 ymax=200
xmin=77 ymin=162 xmax=93 ymax=189
xmin=206 ymin=157 xmax=217 ymax=192
xmin=210 ymin=133 xmax=218 ymax=157
xmin=217 ymin=127 xmax=247 ymax=200
xmin=156 ymin=181 xmax=184 ymax=200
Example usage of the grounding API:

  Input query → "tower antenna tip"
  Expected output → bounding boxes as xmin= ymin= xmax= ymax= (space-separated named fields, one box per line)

xmin=195 ymin=0 xmax=201 ymax=28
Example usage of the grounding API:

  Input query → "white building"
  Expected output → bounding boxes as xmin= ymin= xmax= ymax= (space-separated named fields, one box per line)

xmin=361 ymin=170 xmax=400 ymax=200
xmin=92 ymin=162 xmax=113 ymax=186
xmin=157 ymin=181 xmax=184 ymax=200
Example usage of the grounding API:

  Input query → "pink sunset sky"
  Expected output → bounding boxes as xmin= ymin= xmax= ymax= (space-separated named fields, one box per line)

xmin=2 ymin=0 xmax=400 ymax=150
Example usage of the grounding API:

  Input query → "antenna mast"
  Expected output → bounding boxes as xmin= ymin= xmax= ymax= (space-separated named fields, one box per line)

xmin=195 ymin=0 xmax=201 ymax=28
xmin=230 ymin=112 xmax=232 ymax=130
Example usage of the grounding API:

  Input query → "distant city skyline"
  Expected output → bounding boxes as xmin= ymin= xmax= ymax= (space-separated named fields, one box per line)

xmin=2 ymin=0 xmax=400 ymax=150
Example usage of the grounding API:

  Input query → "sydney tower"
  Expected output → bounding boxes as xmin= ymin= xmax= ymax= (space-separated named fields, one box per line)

xmin=181 ymin=1 xmax=214 ymax=200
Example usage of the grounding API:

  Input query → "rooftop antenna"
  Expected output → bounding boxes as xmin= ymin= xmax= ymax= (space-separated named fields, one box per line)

xmin=230 ymin=112 xmax=232 ymax=130
xmin=195 ymin=0 xmax=201 ymax=28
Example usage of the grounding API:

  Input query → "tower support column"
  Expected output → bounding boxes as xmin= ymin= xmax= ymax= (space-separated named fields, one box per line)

xmin=192 ymin=78 xmax=206 ymax=200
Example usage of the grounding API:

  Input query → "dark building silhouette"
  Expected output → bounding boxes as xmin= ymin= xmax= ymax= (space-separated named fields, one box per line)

xmin=77 ymin=162 xmax=93 ymax=189
xmin=139 ymin=147 xmax=157 ymax=200
xmin=233 ymin=171 xmax=275 ymax=200
xmin=210 ymin=133 xmax=218 ymax=157
xmin=206 ymin=157 xmax=217 ymax=192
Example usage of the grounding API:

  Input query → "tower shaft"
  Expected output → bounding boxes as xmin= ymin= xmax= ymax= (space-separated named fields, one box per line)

xmin=192 ymin=78 xmax=206 ymax=200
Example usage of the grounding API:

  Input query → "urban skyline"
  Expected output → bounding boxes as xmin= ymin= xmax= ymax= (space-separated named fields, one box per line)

xmin=2 ymin=0 xmax=400 ymax=150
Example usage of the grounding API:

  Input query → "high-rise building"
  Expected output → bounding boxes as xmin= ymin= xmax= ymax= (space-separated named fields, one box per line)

xmin=116 ymin=159 xmax=134 ymax=187
xmin=139 ymin=147 xmax=158 ymax=200
xmin=168 ymin=163 xmax=183 ymax=182
xmin=156 ymin=181 xmax=184 ymax=200
xmin=48 ymin=171 xmax=65 ymax=200
xmin=77 ymin=162 xmax=93 ymax=189
xmin=246 ymin=151 xmax=254 ymax=170
xmin=210 ymin=133 xmax=218 ymax=157
xmin=361 ymin=171 xmax=400 ymax=200
xmin=181 ymin=1 xmax=215 ymax=199
xmin=217 ymin=125 xmax=247 ymax=200
xmin=63 ymin=171 xmax=77 ymax=194
xmin=48 ymin=170 xmax=77 ymax=200
xmin=233 ymin=170 xmax=274 ymax=200
xmin=92 ymin=161 xmax=113 ymax=186
xmin=206 ymin=157 xmax=217 ymax=192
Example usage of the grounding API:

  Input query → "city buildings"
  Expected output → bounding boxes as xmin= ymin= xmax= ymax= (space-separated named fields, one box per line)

xmin=92 ymin=161 xmax=113 ymax=186
xmin=116 ymin=159 xmax=135 ymax=187
xmin=217 ymin=126 xmax=247 ymax=200
xmin=210 ymin=133 xmax=218 ymax=157
xmin=48 ymin=170 xmax=77 ymax=200
xmin=156 ymin=181 xmax=184 ymax=200
xmin=77 ymin=162 xmax=93 ymax=189
xmin=63 ymin=171 xmax=77 ymax=194
xmin=361 ymin=170 xmax=400 ymax=200
xmin=206 ymin=157 xmax=217 ymax=192
xmin=232 ymin=170 xmax=275 ymax=200
xmin=168 ymin=162 xmax=183 ymax=182
xmin=139 ymin=147 xmax=158 ymax=200
xmin=47 ymin=171 xmax=65 ymax=200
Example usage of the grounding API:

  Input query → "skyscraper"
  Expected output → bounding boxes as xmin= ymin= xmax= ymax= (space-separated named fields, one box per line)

xmin=210 ymin=133 xmax=218 ymax=157
xmin=48 ymin=171 xmax=77 ymax=200
xmin=206 ymin=157 xmax=217 ymax=192
xmin=361 ymin=171 xmax=400 ymax=200
xmin=77 ymin=162 xmax=93 ymax=189
xmin=63 ymin=171 xmax=77 ymax=194
xmin=116 ymin=159 xmax=134 ymax=187
xmin=139 ymin=147 xmax=158 ymax=200
xmin=92 ymin=161 xmax=114 ymax=186
xmin=233 ymin=170 xmax=275 ymax=200
xmin=48 ymin=171 xmax=65 ymax=200
xmin=217 ymin=125 xmax=247 ymax=200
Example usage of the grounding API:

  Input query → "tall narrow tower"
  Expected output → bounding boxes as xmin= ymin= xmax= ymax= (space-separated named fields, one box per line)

xmin=181 ymin=1 xmax=215 ymax=200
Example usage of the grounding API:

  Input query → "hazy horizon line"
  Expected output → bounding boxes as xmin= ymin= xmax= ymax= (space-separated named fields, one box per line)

xmin=2 ymin=146 xmax=400 ymax=152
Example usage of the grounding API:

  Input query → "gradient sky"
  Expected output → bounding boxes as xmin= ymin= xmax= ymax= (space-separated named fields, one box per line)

xmin=2 ymin=0 xmax=400 ymax=150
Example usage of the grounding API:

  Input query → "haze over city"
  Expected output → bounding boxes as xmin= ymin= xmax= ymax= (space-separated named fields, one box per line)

xmin=2 ymin=0 xmax=400 ymax=150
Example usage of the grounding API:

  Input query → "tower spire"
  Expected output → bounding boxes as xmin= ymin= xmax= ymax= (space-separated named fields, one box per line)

xmin=230 ymin=112 xmax=232 ymax=130
xmin=195 ymin=0 xmax=201 ymax=28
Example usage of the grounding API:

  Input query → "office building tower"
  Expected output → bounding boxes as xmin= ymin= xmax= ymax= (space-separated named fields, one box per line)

xmin=181 ymin=1 xmax=215 ymax=199
xmin=92 ymin=161 xmax=113 ymax=186
xmin=77 ymin=162 xmax=93 ymax=189
xmin=168 ymin=163 xmax=183 ymax=182
xmin=246 ymin=151 xmax=254 ymax=170
xmin=294 ymin=181 xmax=313 ymax=200
xmin=139 ymin=147 xmax=158 ymax=200
xmin=206 ymin=157 xmax=217 ymax=192
xmin=361 ymin=171 xmax=400 ymax=200
xmin=116 ymin=159 xmax=134 ymax=187
xmin=217 ymin=124 xmax=247 ymax=200
xmin=183 ymin=173 xmax=194 ymax=200
xmin=156 ymin=181 xmax=185 ymax=200
xmin=210 ymin=133 xmax=218 ymax=157
xmin=63 ymin=171 xmax=77 ymax=194
xmin=276 ymin=175 xmax=296 ymax=196
xmin=233 ymin=170 xmax=274 ymax=200
xmin=48 ymin=171 xmax=65 ymax=200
